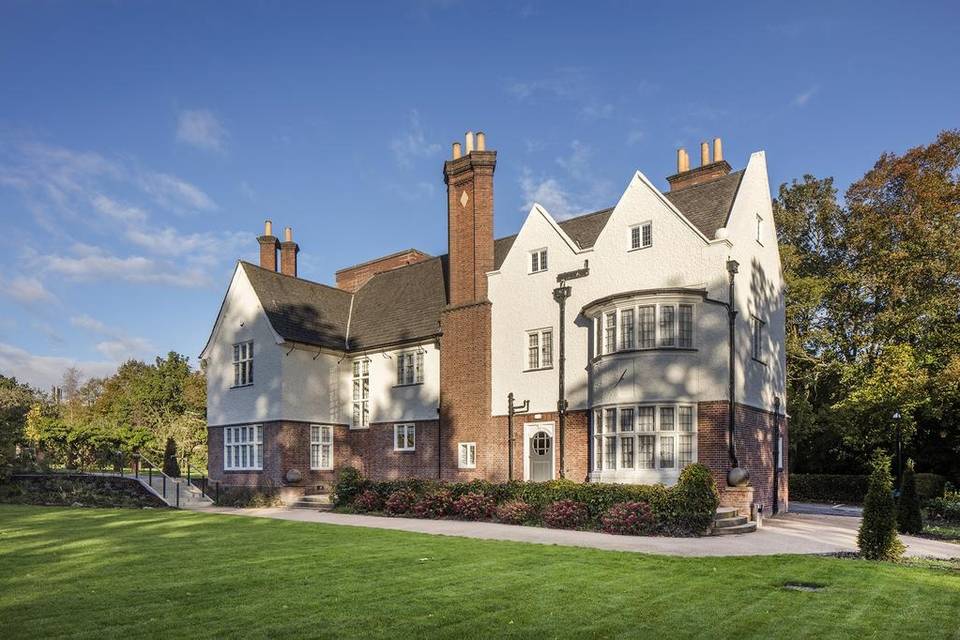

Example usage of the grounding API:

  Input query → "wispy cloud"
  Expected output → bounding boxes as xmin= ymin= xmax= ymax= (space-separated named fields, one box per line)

xmin=91 ymin=194 xmax=147 ymax=223
xmin=792 ymin=85 xmax=820 ymax=107
xmin=0 ymin=342 xmax=117 ymax=390
xmin=390 ymin=110 xmax=441 ymax=167
xmin=176 ymin=109 xmax=228 ymax=153
xmin=519 ymin=140 xmax=614 ymax=220
xmin=139 ymin=171 xmax=217 ymax=213
xmin=70 ymin=313 xmax=154 ymax=362
xmin=38 ymin=244 xmax=213 ymax=288
xmin=2 ymin=275 xmax=57 ymax=305
xmin=626 ymin=130 xmax=645 ymax=146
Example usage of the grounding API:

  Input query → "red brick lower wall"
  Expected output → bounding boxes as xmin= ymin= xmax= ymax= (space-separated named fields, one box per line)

xmin=698 ymin=401 xmax=789 ymax=514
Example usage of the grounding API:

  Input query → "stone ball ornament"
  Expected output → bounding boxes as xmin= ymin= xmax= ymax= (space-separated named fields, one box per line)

xmin=727 ymin=466 xmax=750 ymax=487
xmin=285 ymin=468 xmax=303 ymax=483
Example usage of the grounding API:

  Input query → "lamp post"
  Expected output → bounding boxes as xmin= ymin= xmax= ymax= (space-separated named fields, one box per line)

xmin=893 ymin=410 xmax=902 ymax=486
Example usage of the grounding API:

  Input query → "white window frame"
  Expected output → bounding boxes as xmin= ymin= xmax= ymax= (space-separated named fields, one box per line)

xmin=756 ymin=214 xmax=764 ymax=245
xmin=223 ymin=424 xmax=263 ymax=471
xmin=232 ymin=341 xmax=254 ymax=387
xmin=629 ymin=221 xmax=653 ymax=251
xmin=752 ymin=315 xmax=766 ymax=363
xmin=596 ymin=300 xmax=696 ymax=354
xmin=524 ymin=328 xmax=553 ymax=371
xmin=310 ymin=425 xmax=334 ymax=470
xmin=396 ymin=350 xmax=424 ymax=386
xmin=458 ymin=442 xmax=477 ymax=469
xmin=351 ymin=358 xmax=370 ymax=429
xmin=394 ymin=423 xmax=416 ymax=452
xmin=529 ymin=248 xmax=548 ymax=273
xmin=592 ymin=404 xmax=697 ymax=475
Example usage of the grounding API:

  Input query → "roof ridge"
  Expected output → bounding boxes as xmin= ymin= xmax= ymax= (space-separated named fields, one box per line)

xmin=667 ymin=169 xmax=745 ymax=194
xmin=334 ymin=248 xmax=431 ymax=275
xmin=240 ymin=260 xmax=353 ymax=297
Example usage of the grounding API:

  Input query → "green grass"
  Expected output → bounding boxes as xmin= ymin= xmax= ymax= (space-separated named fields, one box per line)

xmin=923 ymin=522 xmax=960 ymax=542
xmin=1 ymin=505 xmax=958 ymax=639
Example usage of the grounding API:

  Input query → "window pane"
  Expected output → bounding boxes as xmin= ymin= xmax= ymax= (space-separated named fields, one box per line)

xmin=415 ymin=352 xmax=424 ymax=383
xmin=321 ymin=444 xmax=331 ymax=468
xmin=660 ymin=305 xmax=676 ymax=347
xmin=620 ymin=408 xmax=634 ymax=432
xmin=631 ymin=225 xmax=640 ymax=249
xmin=660 ymin=436 xmax=675 ymax=468
xmin=541 ymin=330 xmax=553 ymax=367
xmin=637 ymin=407 xmax=655 ymax=431
xmin=311 ymin=426 xmax=320 ymax=443
xmin=620 ymin=436 xmax=635 ymax=469
xmin=605 ymin=436 xmax=617 ymax=469
xmin=660 ymin=407 xmax=675 ymax=431
xmin=604 ymin=408 xmax=617 ymax=434
xmin=621 ymin=309 xmax=635 ymax=350
xmin=678 ymin=304 xmax=693 ymax=348
xmin=605 ymin=312 xmax=617 ymax=353
xmin=638 ymin=435 xmax=655 ymax=469
xmin=678 ymin=434 xmax=694 ymax=467
xmin=678 ymin=407 xmax=694 ymax=432
xmin=531 ymin=252 xmax=539 ymax=272
xmin=638 ymin=306 xmax=656 ymax=348
xmin=594 ymin=436 xmax=603 ymax=470
xmin=408 ymin=426 xmax=415 ymax=449
xmin=528 ymin=332 xmax=539 ymax=370
xmin=642 ymin=223 xmax=652 ymax=247
xmin=540 ymin=249 xmax=547 ymax=271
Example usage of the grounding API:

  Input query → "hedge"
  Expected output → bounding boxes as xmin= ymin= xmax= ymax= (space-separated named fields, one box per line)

xmin=790 ymin=474 xmax=869 ymax=504
xmin=334 ymin=463 xmax=719 ymax=536
xmin=0 ymin=473 xmax=167 ymax=508
xmin=914 ymin=473 xmax=947 ymax=500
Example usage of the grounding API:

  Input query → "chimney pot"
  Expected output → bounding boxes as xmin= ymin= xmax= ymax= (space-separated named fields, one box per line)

xmin=284 ymin=226 xmax=293 ymax=242
xmin=264 ymin=219 xmax=273 ymax=236
xmin=676 ymin=148 xmax=684 ymax=174
xmin=700 ymin=142 xmax=710 ymax=167
xmin=452 ymin=142 xmax=462 ymax=159
xmin=476 ymin=131 xmax=486 ymax=151
xmin=713 ymin=137 xmax=723 ymax=163
xmin=465 ymin=131 xmax=474 ymax=153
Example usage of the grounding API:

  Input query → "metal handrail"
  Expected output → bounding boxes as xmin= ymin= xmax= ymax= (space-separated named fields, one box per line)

xmin=134 ymin=453 xmax=215 ymax=505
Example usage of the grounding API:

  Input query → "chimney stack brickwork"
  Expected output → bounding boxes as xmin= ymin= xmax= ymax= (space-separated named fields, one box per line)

xmin=279 ymin=226 xmax=299 ymax=277
xmin=667 ymin=137 xmax=731 ymax=192
xmin=439 ymin=132 xmax=497 ymax=479
xmin=258 ymin=219 xmax=280 ymax=271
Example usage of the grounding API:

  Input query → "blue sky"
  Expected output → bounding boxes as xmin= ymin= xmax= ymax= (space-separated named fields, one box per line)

xmin=1 ymin=1 xmax=958 ymax=389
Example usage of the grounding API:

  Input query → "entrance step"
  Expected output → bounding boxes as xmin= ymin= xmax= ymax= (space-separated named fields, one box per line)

xmin=710 ymin=521 xmax=758 ymax=535
xmin=709 ymin=506 xmax=757 ymax=535
xmin=713 ymin=515 xmax=749 ymax=528
xmin=288 ymin=494 xmax=334 ymax=510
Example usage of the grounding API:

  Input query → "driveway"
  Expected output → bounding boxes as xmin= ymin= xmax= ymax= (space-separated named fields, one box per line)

xmin=202 ymin=507 xmax=959 ymax=559
xmin=789 ymin=501 xmax=863 ymax=517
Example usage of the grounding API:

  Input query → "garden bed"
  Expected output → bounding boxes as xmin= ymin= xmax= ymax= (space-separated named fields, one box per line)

xmin=334 ymin=463 xmax=719 ymax=537
xmin=0 ymin=473 xmax=167 ymax=508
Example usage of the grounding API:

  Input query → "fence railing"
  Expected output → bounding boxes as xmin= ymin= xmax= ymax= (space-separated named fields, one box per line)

xmin=128 ymin=452 xmax=214 ymax=507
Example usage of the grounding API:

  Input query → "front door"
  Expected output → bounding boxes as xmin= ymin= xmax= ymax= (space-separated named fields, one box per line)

xmin=529 ymin=430 xmax=553 ymax=482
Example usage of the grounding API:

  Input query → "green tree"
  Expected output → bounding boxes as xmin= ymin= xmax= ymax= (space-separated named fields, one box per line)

xmin=162 ymin=437 xmax=181 ymax=477
xmin=0 ymin=375 xmax=39 ymax=476
xmin=858 ymin=451 xmax=905 ymax=561
xmin=896 ymin=459 xmax=923 ymax=535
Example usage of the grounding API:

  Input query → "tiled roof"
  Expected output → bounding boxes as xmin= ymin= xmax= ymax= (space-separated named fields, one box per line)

xmin=240 ymin=172 xmax=742 ymax=351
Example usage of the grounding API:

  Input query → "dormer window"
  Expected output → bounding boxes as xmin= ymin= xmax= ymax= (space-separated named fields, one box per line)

xmin=530 ymin=248 xmax=548 ymax=273
xmin=630 ymin=222 xmax=652 ymax=251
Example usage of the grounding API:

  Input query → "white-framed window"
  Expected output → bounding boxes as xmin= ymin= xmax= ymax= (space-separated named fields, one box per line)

xmin=592 ymin=404 xmax=696 ymax=474
xmin=232 ymin=341 xmax=254 ymax=387
xmin=530 ymin=248 xmax=548 ymax=273
xmin=597 ymin=301 xmax=695 ymax=354
xmin=224 ymin=425 xmax=262 ymax=470
xmin=525 ymin=328 xmax=553 ymax=370
xmin=756 ymin=214 xmax=763 ymax=245
xmin=394 ymin=423 xmax=416 ymax=451
xmin=310 ymin=425 xmax=333 ymax=470
xmin=352 ymin=358 xmax=370 ymax=428
xmin=396 ymin=350 xmax=424 ymax=386
xmin=630 ymin=222 xmax=653 ymax=250
xmin=752 ymin=316 xmax=766 ymax=362
xmin=458 ymin=442 xmax=477 ymax=469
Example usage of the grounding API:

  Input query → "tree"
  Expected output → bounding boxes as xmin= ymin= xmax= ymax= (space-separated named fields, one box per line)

xmin=0 ymin=375 xmax=39 ymax=475
xmin=162 ymin=437 xmax=181 ymax=477
xmin=896 ymin=459 xmax=923 ymax=535
xmin=858 ymin=451 xmax=905 ymax=561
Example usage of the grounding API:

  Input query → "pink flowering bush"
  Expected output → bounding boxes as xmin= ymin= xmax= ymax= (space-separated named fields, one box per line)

xmin=384 ymin=488 xmax=418 ymax=516
xmin=601 ymin=501 xmax=655 ymax=535
xmin=542 ymin=499 xmax=590 ymax=529
xmin=411 ymin=490 xmax=454 ymax=519
xmin=352 ymin=489 xmax=383 ymax=513
xmin=452 ymin=492 xmax=495 ymax=521
xmin=495 ymin=500 xmax=537 ymax=525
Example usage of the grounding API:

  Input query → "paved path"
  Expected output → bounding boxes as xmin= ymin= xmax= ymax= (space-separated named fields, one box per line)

xmin=790 ymin=502 xmax=863 ymax=517
xmin=201 ymin=507 xmax=959 ymax=559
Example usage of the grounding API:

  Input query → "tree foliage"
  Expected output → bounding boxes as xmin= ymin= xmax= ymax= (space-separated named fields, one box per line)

xmin=857 ymin=451 xmax=905 ymax=561
xmin=775 ymin=130 xmax=960 ymax=477
xmin=896 ymin=460 xmax=923 ymax=535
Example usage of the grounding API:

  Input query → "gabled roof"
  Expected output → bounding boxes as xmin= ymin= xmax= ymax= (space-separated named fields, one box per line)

xmin=235 ymin=171 xmax=743 ymax=353
xmin=664 ymin=170 xmax=744 ymax=240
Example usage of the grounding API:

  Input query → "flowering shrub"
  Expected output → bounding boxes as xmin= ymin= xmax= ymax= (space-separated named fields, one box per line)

xmin=495 ymin=500 xmax=537 ymax=525
xmin=452 ymin=492 xmax=495 ymax=521
xmin=384 ymin=489 xmax=418 ymax=516
xmin=601 ymin=501 xmax=655 ymax=535
xmin=412 ymin=490 xmax=453 ymax=519
xmin=352 ymin=490 xmax=383 ymax=513
xmin=542 ymin=499 xmax=589 ymax=529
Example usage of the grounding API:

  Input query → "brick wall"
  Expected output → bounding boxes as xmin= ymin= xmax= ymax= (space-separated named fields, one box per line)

xmin=697 ymin=401 xmax=789 ymax=514
xmin=335 ymin=249 xmax=431 ymax=293
xmin=443 ymin=150 xmax=496 ymax=304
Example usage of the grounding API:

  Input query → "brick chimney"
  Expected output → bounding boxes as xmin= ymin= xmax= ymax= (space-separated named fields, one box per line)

xmin=258 ymin=219 xmax=279 ymax=271
xmin=443 ymin=130 xmax=496 ymax=305
xmin=279 ymin=226 xmax=299 ymax=277
xmin=667 ymin=137 xmax=731 ymax=191
xmin=439 ymin=130 xmax=497 ymax=481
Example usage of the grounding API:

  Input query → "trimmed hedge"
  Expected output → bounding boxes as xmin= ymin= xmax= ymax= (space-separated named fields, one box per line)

xmin=926 ymin=494 xmax=960 ymax=524
xmin=914 ymin=473 xmax=947 ymax=500
xmin=214 ymin=485 xmax=282 ymax=508
xmin=334 ymin=463 xmax=719 ymax=536
xmin=790 ymin=474 xmax=869 ymax=504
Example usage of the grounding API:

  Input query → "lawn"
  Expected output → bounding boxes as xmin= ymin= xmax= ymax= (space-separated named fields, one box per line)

xmin=0 ymin=505 xmax=958 ymax=639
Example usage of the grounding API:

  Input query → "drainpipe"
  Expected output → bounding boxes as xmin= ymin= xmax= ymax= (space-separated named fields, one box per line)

xmin=725 ymin=259 xmax=749 ymax=487
xmin=553 ymin=285 xmax=571 ymax=478
xmin=773 ymin=396 xmax=781 ymax=514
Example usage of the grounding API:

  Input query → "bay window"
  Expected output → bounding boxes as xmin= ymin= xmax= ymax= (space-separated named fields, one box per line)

xmin=591 ymin=404 xmax=696 ymax=475
xmin=595 ymin=300 xmax=696 ymax=353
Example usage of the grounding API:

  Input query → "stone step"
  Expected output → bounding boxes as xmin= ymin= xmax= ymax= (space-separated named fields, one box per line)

xmin=714 ymin=507 xmax=739 ymax=520
xmin=710 ymin=522 xmax=757 ymax=535
xmin=712 ymin=515 xmax=749 ymax=528
xmin=297 ymin=494 xmax=333 ymax=504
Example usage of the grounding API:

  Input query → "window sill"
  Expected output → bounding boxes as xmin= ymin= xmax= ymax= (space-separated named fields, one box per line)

xmin=627 ymin=245 xmax=652 ymax=253
xmin=528 ymin=270 xmax=549 ymax=275
xmin=350 ymin=426 xmax=370 ymax=431
xmin=393 ymin=449 xmax=416 ymax=454
xmin=523 ymin=366 xmax=554 ymax=373
xmin=310 ymin=467 xmax=334 ymax=472
xmin=229 ymin=383 xmax=254 ymax=389
xmin=223 ymin=469 xmax=263 ymax=473
xmin=458 ymin=465 xmax=477 ymax=470
xmin=393 ymin=382 xmax=424 ymax=388
xmin=593 ymin=347 xmax=697 ymax=361
xmin=752 ymin=357 xmax=768 ymax=366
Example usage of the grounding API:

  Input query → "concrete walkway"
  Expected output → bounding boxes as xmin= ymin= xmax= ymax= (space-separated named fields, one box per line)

xmin=202 ymin=507 xmax=959 ymax=559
